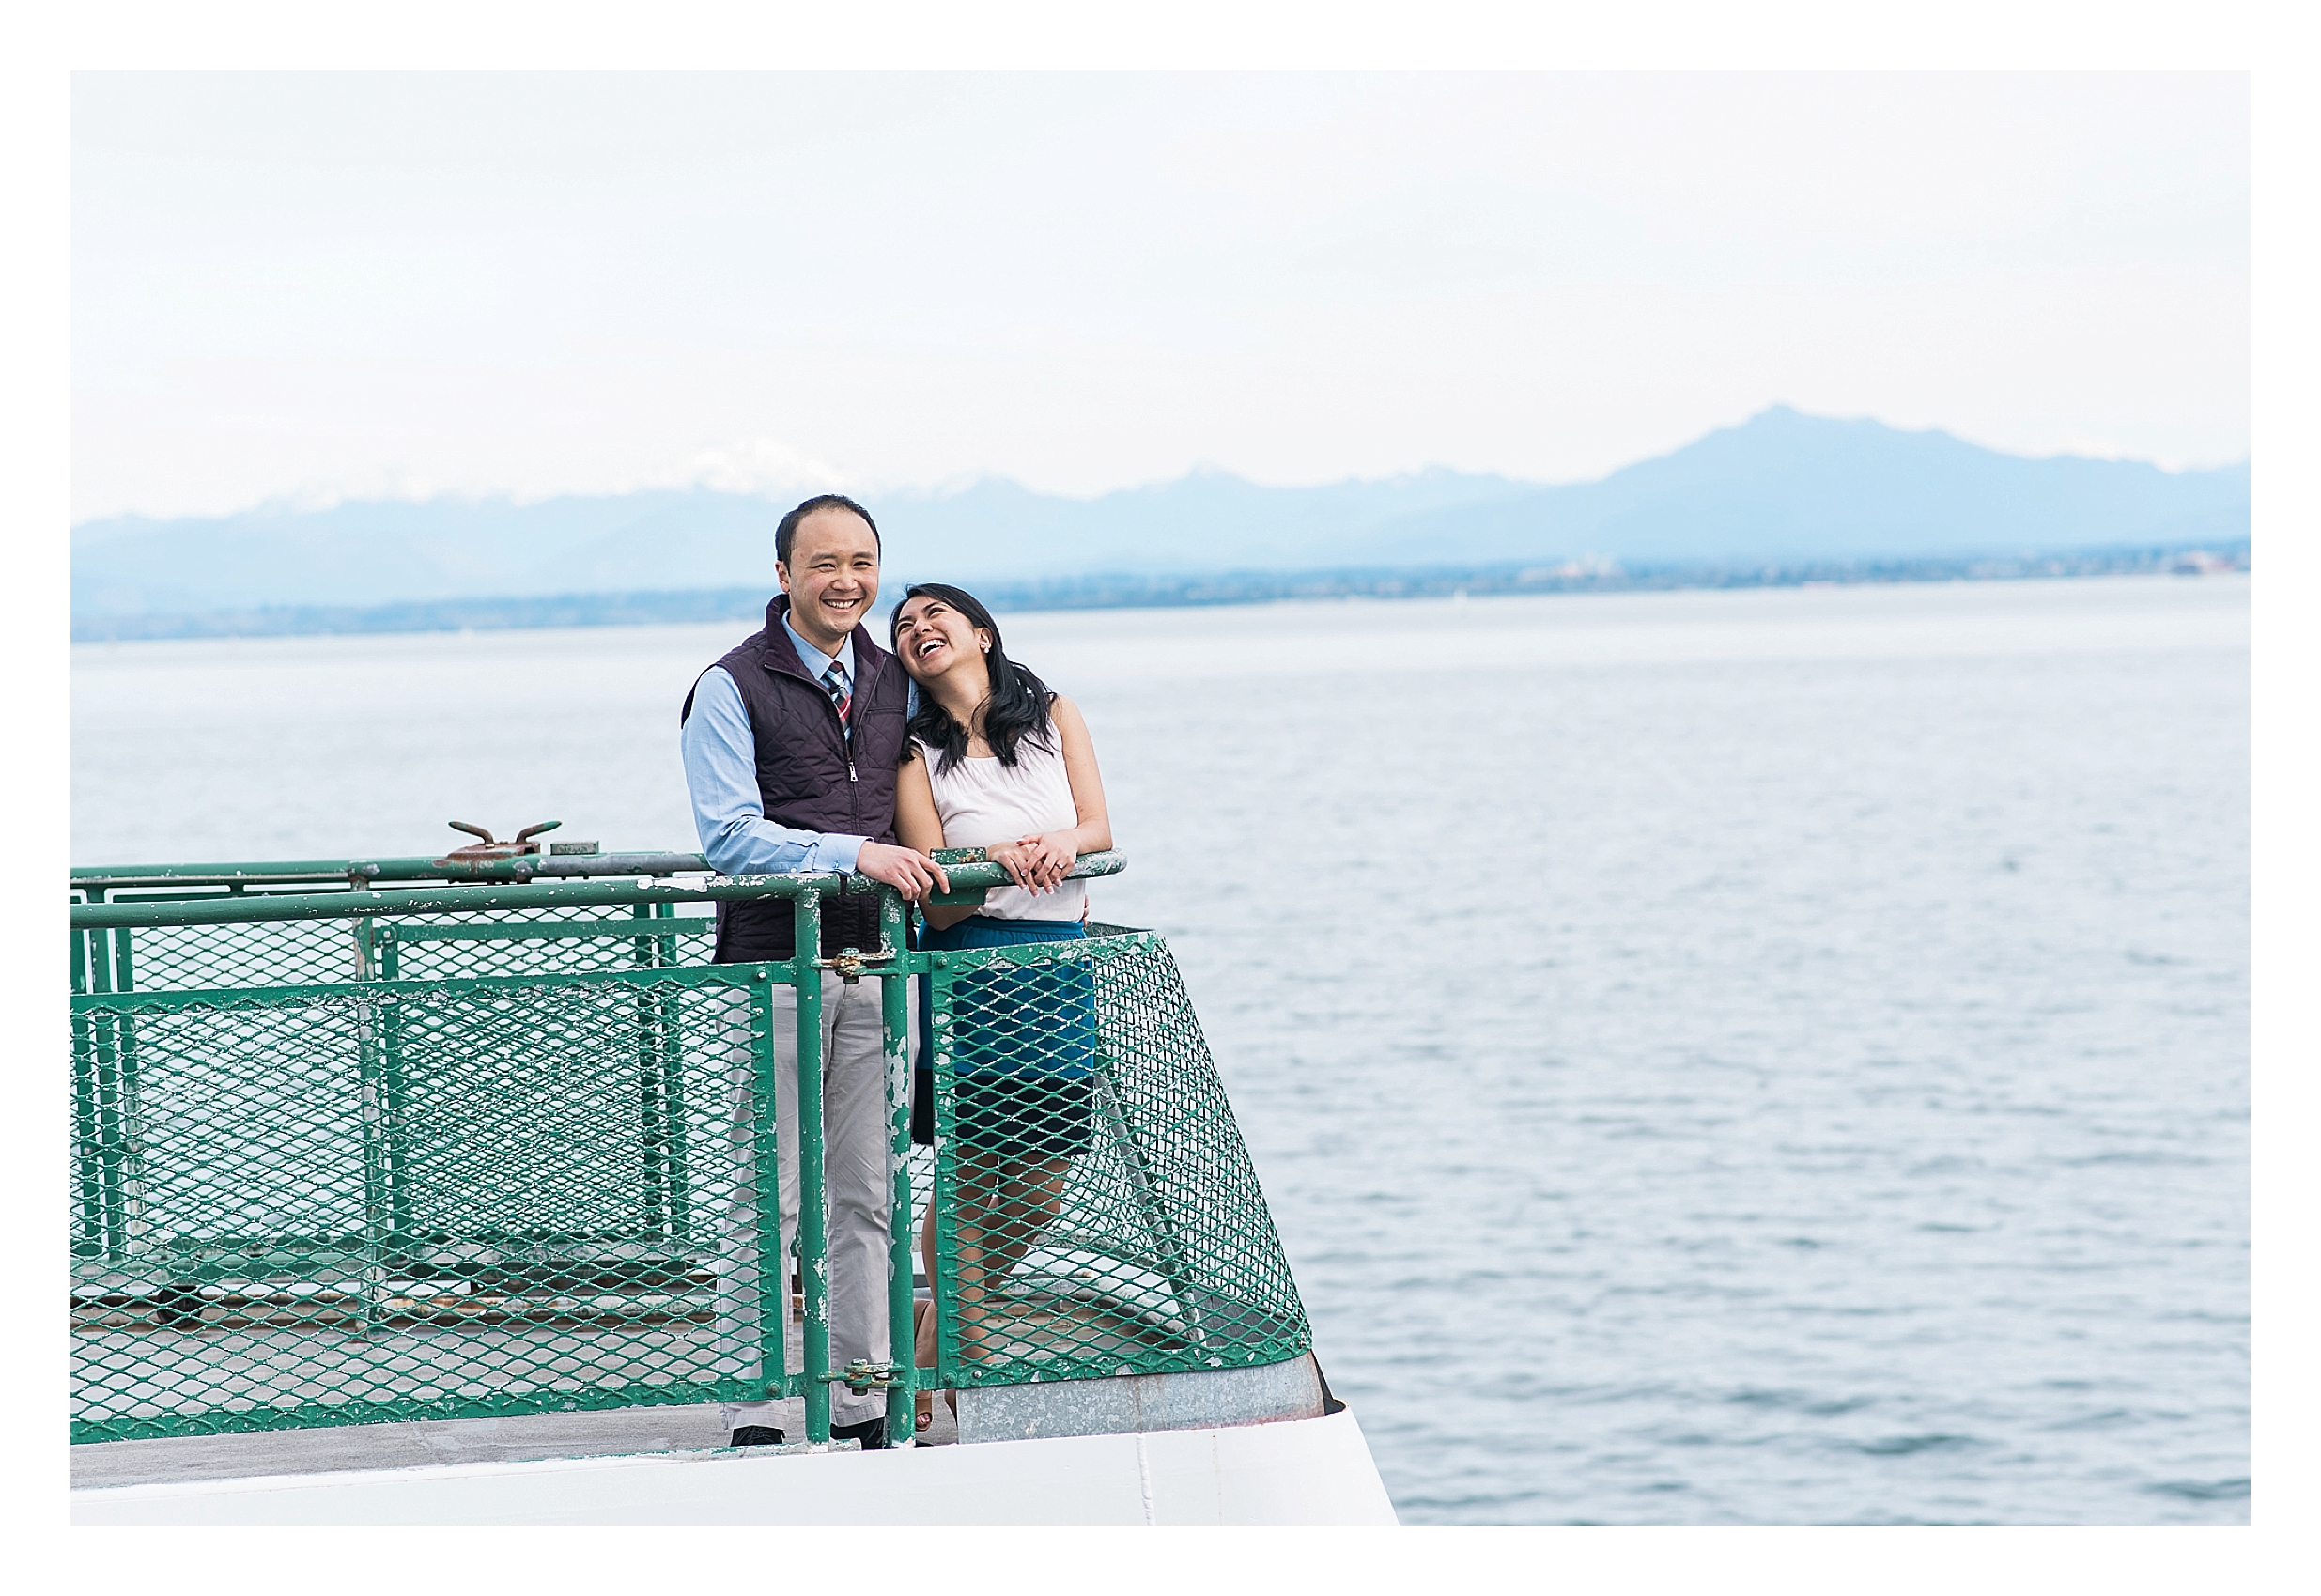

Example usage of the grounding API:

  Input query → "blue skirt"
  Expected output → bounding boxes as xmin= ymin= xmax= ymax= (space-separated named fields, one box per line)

xmin=913 ymin=916 xmax=1096 ymax=1156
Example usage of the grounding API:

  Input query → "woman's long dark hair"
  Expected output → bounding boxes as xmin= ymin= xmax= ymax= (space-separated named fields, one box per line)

xmin=890 ymin=582 xmax=1056 ymax=774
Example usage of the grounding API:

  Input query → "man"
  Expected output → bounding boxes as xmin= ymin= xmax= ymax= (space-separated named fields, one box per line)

xmin=680 ymin=493 xmax=948 ymax=1450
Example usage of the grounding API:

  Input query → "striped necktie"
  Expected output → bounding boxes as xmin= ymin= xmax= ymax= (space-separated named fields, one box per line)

xmin=821 ymin=659 xmax=853 ymax=738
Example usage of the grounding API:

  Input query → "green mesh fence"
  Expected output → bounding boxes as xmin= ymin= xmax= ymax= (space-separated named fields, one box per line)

xmin=70 ymin=867 xmax=1310 ymax=1448
xmin=88 ymin=904 xmax=716 ymax=994
xmin=91 ymin=914 xmax=361 ymax=994
xmin=370 ymin=906 xmax=718 ymax=984
xmin=924 ymin=928 xmax=1308 ymax=1389
xmin=70 ymin=955 xmax=783 ymax=1443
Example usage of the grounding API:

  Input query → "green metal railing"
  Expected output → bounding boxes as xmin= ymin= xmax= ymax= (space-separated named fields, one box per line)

xmin=70 ymin=849 xmax=1309 ymax=1448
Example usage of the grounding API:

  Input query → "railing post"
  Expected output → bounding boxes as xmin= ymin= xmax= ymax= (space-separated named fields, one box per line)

xmin=928 ymin=952 xmax=961 ymax=1387
xmin=748 ymin=958 xmax=787 ymax=1424
xmin=632 ymin=903 xmax=675 ymax=1242
xmin=70 ymin=927 xmax=111 ymax=1260
xmin=792 ymin=891 xmax=830 ymax=1445
xmin=85 ymin=925 xmax=135 ymax=1263
xmin=879 ymin=885 xmax=917 ymax=1444
xmin=660 ymin=903 xmax=695 ymax=1251
xmin=642 ymin=901 xmax=694 ymax=1249
xmin=371 ymin=923 xmax=415 ymax=1256
xmin=111 ymin=928 xmax=148 ymax=1261
xmin=351 ymin=920 xmax=394 ymax=1333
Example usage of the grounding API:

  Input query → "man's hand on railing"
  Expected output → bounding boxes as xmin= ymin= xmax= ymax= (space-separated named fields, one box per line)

xmin=852 ymin=842 xmax=951 ymax=903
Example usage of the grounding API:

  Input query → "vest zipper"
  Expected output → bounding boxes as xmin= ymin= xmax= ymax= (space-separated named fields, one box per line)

xmin=846 ymin=656 xmax=871 ymax=826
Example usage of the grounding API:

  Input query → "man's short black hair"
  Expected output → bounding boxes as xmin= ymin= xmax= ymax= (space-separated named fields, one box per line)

xmin=776 ymin=494 xmax=881 ymax=566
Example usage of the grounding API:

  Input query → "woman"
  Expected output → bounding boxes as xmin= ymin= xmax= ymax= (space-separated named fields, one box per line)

xmin=890 ymin=582 xmax=1113 ymax=1432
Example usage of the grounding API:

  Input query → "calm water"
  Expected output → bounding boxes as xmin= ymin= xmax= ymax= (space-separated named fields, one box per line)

xmin=73 ymin=574 xmax=2250 ymax=1523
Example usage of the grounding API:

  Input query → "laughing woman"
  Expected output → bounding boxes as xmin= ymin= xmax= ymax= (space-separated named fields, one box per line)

xmin=890 ymin=583 xmax=1113 ymax=1430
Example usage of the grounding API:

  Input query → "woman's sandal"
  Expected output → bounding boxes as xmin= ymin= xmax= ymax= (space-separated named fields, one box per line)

xmin=913 ymin=1388 xmax=957 ymax=1433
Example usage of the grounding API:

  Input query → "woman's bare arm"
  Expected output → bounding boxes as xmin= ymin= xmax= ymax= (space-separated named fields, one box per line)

xmin=990 ymin=695 xmax=1112 ymax=894
xmin=1054 ymin=696 xmax=1112 ymax=855
xmin=897 ymin=752 xmax=981 ymax=930
xmin=895 ymin=752 xmax=944 ymax=856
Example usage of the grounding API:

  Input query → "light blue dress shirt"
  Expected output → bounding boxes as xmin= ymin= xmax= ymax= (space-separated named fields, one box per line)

xmin=681 ymin=615 xmax=869 ymax=877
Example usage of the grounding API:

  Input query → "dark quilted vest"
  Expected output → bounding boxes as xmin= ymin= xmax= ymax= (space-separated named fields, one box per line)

xmin=680 ymin=596 xmax=908 ymax=962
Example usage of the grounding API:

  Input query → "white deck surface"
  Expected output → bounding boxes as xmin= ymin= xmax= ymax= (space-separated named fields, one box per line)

xmin=72 ymin=1396 xmax=888 ymax=1491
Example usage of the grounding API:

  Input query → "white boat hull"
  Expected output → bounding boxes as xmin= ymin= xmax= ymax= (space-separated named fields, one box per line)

xmin=70 ymin=1407 xmax=1399 ymax=1526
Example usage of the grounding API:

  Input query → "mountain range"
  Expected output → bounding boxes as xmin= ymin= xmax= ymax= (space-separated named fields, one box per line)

xmin=71 ymin=407 xmax=2249 ymax=617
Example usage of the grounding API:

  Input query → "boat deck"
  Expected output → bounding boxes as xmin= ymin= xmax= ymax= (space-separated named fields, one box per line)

xmin=75 ymin=1298 xmax=971 ymax=1492
xmin=72 ymin=1395 xmax=966 ymax=1492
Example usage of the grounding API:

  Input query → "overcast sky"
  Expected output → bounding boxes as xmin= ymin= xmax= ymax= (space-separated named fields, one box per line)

xmin=71 ymin=71 xmax=2248 ymax=522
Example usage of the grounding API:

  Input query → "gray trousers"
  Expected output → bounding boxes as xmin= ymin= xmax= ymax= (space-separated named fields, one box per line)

xmin=715 ymin=972 xmax=900 ymax=1432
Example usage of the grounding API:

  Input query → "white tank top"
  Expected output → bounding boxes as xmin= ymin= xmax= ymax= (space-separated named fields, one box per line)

xmin=918 ymin=732 xmax=1088 ymax=922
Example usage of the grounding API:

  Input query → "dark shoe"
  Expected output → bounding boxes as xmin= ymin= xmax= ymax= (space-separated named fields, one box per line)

xmin=831 ymin=1416 xmax=888 ymax=1451
xmin=730 ymin=1425 xmax=786 ymax=1448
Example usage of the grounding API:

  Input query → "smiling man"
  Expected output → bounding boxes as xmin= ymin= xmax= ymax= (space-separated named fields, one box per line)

xmin=680 ymin=492 xmax=948 ymax=1451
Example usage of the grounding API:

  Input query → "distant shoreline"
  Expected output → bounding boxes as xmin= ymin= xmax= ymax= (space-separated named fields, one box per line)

xmin=70 ymin=540 xmax=2249 ymax=644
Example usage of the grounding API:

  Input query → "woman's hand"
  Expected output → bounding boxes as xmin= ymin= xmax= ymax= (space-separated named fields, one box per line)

xmin=990 ymin=831 xmax=1077 ymax=894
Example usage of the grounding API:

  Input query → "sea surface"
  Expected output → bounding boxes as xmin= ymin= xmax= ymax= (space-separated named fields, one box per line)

xmin=72 ymin=573 xmax=2251 ymax=1524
